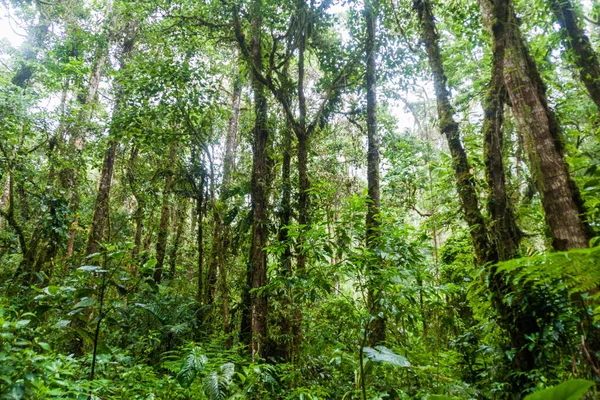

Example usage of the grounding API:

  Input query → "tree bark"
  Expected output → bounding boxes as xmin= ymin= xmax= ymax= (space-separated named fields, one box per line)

xmin=417 ymin=1 xmax=541 ymax=392
xmin=365 ymin=0 xmax=385 ymax=347
xmin=479 ymin=0 xmax=540 ymax=390
xmin=86 ymin=25 xmax=136 ymax=256
xmin=66 ymin=45 xmax=109 ymax=258
xmin=86 ymin=139 xmax=118 ymax=256
xmin=0 ymin=176 xmax=10 ymax=228
xmin=482 ymin=0 xmax=522 ymax=262
xmin=277 ymin=119 xmax=294 ymax=358
xmin=169 ymin=200 xmax=188 ymax=279
xmin=550 ymin=0 xmax=600 ymax=111
xmin=206 ymin=162 xmax=218 ymax=305
xmin=196 ymin=177 xmax=206 ymax=304
xmin=480 ymin=0 xmax=590 ymax=251
xmin=154 ymin=142 xmax=177 ymax=284
xmin=216 ymin=55 xmax=242 ymax=344
xmin=296 ymin=7 xmax=310 ymax=272
xmin=246 ymin=0 xmax=271 ymax=358
xmin=127 ymin=145 xmax=144 ymax=257
xmin=414 ymin=0 xmax=493 ymax=266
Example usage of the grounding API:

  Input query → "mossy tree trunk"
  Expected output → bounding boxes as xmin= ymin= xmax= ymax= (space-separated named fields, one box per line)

xmin=365 ymin=0 xmax=385 ymax=347
xmin=550 ymin=0 xmax=600 ymax=111
xmin=86 ymin=24 xmax=137 ymax=257
xmin=480 ymin=0 xmax=590 ymax=251
xmin=154 ymin=142 xmax=178 ymax=284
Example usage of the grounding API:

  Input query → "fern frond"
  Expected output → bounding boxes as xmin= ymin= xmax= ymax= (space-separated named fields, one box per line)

xmin=496 ymin=246 xmax=600 ymax=296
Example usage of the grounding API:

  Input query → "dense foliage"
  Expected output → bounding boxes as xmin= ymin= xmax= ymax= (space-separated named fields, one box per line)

xmin=1 ymin=0 xmax=600 ymax=398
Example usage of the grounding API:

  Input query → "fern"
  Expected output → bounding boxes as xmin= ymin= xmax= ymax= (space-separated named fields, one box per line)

xmin=176 ymin=346 xmax=208 ymax=388
xmin=496 ymin=246 xmax=600 ymax=296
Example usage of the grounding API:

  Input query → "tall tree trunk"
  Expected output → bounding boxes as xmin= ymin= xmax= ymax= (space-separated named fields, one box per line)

xmin=414 ymin=0 xmax=493 ymax=266
xmin=0 ymin=176 xmax=10 ymax=228
xmin=482 ymin=0 xmax=522 ymax=262
xmin=154 ymin=142 xmax=177 ymax=284
xmin=417 ymin=2 xmax=543 ymax=389
xmin=86 ymin=25 xmax=136 ymax=256
xmin=196 ymin=178 xmax=206 ymax=304
xmin=223 ymin=49 xmax=241 ymax=192
xmin=127 ymin=145 xmax=144 ymax=257
xmin=365 ymin=0 xmax=384 ymax=347
xmin=38 ymin=81 xmax=70 ymax=271
xmin=296 ymin=9 xmax=309 ymax=273
xmin=206 ymin=163 xmax=218 ymax=305
xmin=479 ymin=0 xmax=538 ymax=390
xmin=86 ymin=139 xmax=118 ymax=256
xmin=169 ymin=200 xmax=188 ymax=279
xmin=217 ymin=55 xmax=242 ymax=344
xmin=277 ymin=120 xmax=294 ymax=358
xmin=550 ymin=0 xmax=600 ymax=111
xmin=66 ymin=47 xmax=108 ymax=258
xmin=246 ymin=0 xmax=271 ymax=358
xmin=296 ymin=132 xmax=309 ymax=271
xmin=480 ymin=0 xmax=590 ymax=251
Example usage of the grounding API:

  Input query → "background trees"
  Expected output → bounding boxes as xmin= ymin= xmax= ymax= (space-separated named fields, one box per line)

xmin=1 ymin=0 xmax=600 ymax=398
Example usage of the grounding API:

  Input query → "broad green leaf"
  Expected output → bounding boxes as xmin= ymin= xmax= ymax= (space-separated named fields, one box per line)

xmin=363 ymin=346 xmax=410 ymax=367
xmin=16 ymin=319 xmax=30 ymax=327
xmin=524 ymin=380 xmax=594 ymax=400
xmin=78 ymin=265 xmax=101 ymax=272
xmin=74 ymin=297 xmax=96 ymax=309
xmin=107 ymin=250 xmax=125 ymax=260
xmin=55 ymin=319 xmax=70 ymax=328
xmin=44 ymin=286 xmax=59 ymax=295
xmin=177 ymin=347 xmax=208 ymax=388
xmin=37 ymin=342 xmax=51 ymax=351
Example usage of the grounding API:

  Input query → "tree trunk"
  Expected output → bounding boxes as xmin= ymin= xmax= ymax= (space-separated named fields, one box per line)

xmin=247 ymin=0 xmax=271 ymax=358
xmin=480 ymin=0 xmax=590 ymax=251
xmin=66 ymin=48 xmax=108 ymax=258
xmin=86 ymin=139 xmax=118 ymax=256
xmin=365 ymin=0 xmax=385 ymax=347
xmin=168 ymin=200 xmax=187 ymax=279
xmin=0 ymin=176 xmax=10 ymax=228
xmin=479 ymin=0 xmax=539 ymax=389
xmin=414 ymin=0 xmax=493 ymax=266
xmin=154 ymin=142 xmax=177 ymax=284
xmin=296 ymin=132 xmax=309 ymax=272
xmin=223 ymin=49 xmax=241 ymax=192
xmin=296 ymin=11 xmax=309 ymax=273
xmin=196 ymin=180 xmax=206 ymax=304
xmin=550 ymin=0 xmax=600 ymax=111
xmin=482 ymin=0 xmax=522 ymax=262
xmin=38 ymin=82 xmax=70 ymax=270
xmin=206 ymin=180 xmax=218 ymax=305
xmin=127 ymin=145 xmax=144 ymax=257
xmin=276 ymin=118 xmax=294 ymax=359
xmin=217 ymin=57 xmax=241 ymax=344
xmin=417 ymin=2 xmax=543 ymax=388
xmin=86 ymin=26 xmax=136 ymax=256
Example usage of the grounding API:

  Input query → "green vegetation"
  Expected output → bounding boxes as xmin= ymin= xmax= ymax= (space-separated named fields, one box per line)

xmin=1 ymin=0 xmax=600 ymax=398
